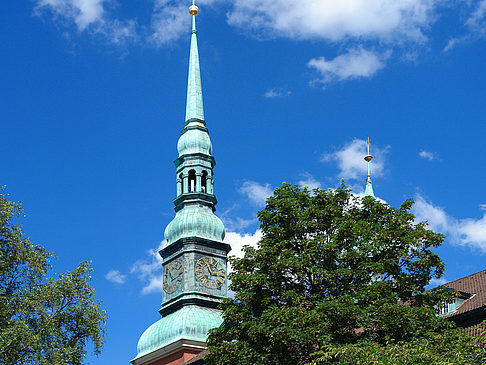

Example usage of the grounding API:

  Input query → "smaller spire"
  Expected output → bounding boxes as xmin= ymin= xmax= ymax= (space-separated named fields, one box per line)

xmin=364 ymin=135 xmax=375 ymax=197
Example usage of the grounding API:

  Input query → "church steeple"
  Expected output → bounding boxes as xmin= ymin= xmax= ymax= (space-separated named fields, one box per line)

xmin=185 ymin=1 xmax=204 ymax=123
xmin=132 ymin=4 xmax=230 ymax=364
xmin=364 ymin=136 xmax=375 ymax=197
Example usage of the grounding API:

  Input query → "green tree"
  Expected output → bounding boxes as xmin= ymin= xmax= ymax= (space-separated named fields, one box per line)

xmin=206 ymin=183 xmax=486 ymax=365
xmin=0 ymin=189 xmax=107 ymax=365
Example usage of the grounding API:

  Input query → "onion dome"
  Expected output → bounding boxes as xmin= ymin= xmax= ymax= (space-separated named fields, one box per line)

xmin=135 ymin=306 xmax=222 ymax=359
xmin=164 ymin=205 xmax=225 ymax=246
xmin=177 ymin=128 xmax=212 ymax=157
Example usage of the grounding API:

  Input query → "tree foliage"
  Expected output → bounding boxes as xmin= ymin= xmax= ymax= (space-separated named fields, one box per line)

xmin=206 ymin=183 xmax=486 ymax=365
xmin=0 ymin=189 xmax=107 ymax=365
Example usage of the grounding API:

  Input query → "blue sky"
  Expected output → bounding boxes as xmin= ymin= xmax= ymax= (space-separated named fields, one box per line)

xmin=2 ymin=0 xmax=486 ymax=363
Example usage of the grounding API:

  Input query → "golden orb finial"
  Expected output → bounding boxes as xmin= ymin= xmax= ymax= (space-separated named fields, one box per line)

xmin=364 ymin=154 xmax=373 ymax=162
xmin=189 ymin=4 xmax=199 ymax=15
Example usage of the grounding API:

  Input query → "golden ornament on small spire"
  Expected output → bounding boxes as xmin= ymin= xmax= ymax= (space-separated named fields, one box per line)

xmin=189 ymin=4 xmax=199 ymax=15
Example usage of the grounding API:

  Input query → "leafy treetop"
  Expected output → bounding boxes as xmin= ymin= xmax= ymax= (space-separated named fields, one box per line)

xmin=206 ymin=182 xmax=486 ymax=365
xmin=0 ymin=188 xmax=107 ymax=365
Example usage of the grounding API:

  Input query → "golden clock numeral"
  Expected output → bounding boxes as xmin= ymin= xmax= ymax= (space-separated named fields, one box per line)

xmin=217 ymin=277 xmax=224 ymax=284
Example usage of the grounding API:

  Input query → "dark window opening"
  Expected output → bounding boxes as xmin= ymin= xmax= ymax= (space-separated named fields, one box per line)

xmin=201 ymin=171 xmax=208 ymax=193
xmin=179 ymin=173 xmax=184 ymax=194
xmin=188 ymin=170 xmax=196 ymax=192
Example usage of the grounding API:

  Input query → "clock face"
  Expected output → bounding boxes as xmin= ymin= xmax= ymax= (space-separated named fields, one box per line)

xmin=163 ymin=259 xmax=184 ymax=294
xmin=195 ymin=256 xmax=226 ymax=289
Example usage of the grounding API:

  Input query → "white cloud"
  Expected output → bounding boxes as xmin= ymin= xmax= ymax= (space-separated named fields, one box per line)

xmin=412 ymin=195 xmax=486 ymax=253
xmin=413 ymin=195 xmax=450 ymax=233
xmin=105 ymin=269 xmax=127 ymax=284
xmin=298 ymin=173 xmax=321 ymax=190
xmin=35 ymin=0 xmax=105 ymax=30
xmin=130 ymin=241 xmax=164 ymax=295
xmin=419 ymin=150 xmax=439 ymax=161
xmin=34 ymin=0 xmax=137 ymax=44
xmin=227 ymin=0 xmax=436 ymax=43
xmin=322 ymin=138 xmax=387 ymax=181
xmin=264 ymin=88 xmax=291 ymax=98
xmin=150 ymin=0 xmax=190 ymax=45
xmin=224 ymin=230 xmax=262 ymax=273
xmin=308 ymin=47 xmax=387 ymax=85
xmin=429 ymin=277 xmax=449 ymax=286
xmin=239 ymin=181 xmax=273 ymax=207
xmin=426 ymin=276 xmax=449 ymax=290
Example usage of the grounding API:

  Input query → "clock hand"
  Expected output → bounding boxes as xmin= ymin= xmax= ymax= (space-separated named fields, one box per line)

xmin=205 ymin=262 xmax=214 ymax=274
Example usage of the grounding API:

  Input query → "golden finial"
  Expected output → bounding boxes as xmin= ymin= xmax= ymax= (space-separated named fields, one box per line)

xmin=364 ymin=135 xmax=373 ymax=162
xmin=189 ymin=1 xmax=199 ymax=16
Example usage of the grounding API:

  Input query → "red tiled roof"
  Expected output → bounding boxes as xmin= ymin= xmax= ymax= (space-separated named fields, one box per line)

xmin=443 ymin=269 xmax=486 ymax=318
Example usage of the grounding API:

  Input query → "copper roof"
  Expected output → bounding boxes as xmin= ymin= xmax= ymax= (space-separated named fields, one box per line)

xmin=443 ymin=269 xmax=486 ymax=318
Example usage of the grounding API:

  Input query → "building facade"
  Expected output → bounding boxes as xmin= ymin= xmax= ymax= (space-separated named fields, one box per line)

xmin=131 ymin=4 xmax=231 ymax=365
xmin=438 ymin=269 xmax=486 ymax=336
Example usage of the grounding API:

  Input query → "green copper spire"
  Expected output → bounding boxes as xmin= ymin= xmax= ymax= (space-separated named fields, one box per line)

xmin=364 ymin=136 xmax=375 ymax=197
xmin=133 ymin=5 xmax=230 ymax=363
xmin=185 ymin=3 xmax=204 ymax=123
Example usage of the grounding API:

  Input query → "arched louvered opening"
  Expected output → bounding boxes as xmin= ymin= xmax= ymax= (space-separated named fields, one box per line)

xmin=201 ymin=171 xmax=208 ymax=193
xmin=188 ymin=170 xmax=196 ymax=192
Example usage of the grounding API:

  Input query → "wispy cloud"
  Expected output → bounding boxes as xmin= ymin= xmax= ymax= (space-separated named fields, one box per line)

xmin=466 ymin=0 xmax=486 ymax=32
xmin=419 ymin=150 xmax=440 ymax=161
xmin=443 ymin=37 xmax=460 ymax=52
xmin=322 ymin=138 xmax=388 ymax=181
xmin=130 ymin=241 xmax=164 ymax=295
xmin=239 ymin=181 xmax=273 ymax=207
xmin=105 ymin=269 xmax=127 ymax=284
xmin=150 ymin=0 xmax=190 ymax=46
xmin=298 ymin=172 xmax=321 ymax=190
xmin=264 ymin=88 xmax=291 ymax=98
xmin=413 ymin=195 xmax=486 ymax=253
xmin=33 ymin=0 xmax=138 ymax=45
xmin=219 ymin=205 xmax=258 ymax=232
xmin=308 ymin=48 xmax=387 ymax=85
xmin=443 ymin=1 xmax=486 ymax=51
xmin=35 ymin=0 xmax=106 ymax=31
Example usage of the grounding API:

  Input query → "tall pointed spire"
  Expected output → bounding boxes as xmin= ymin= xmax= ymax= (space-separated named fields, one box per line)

xmin=132 ymin=4 xmax=230 ymax=364
xmin=364 ymin=135 xmax=375 ymax=197
xmin=185 ymin=1 xmax=204 ymax=123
